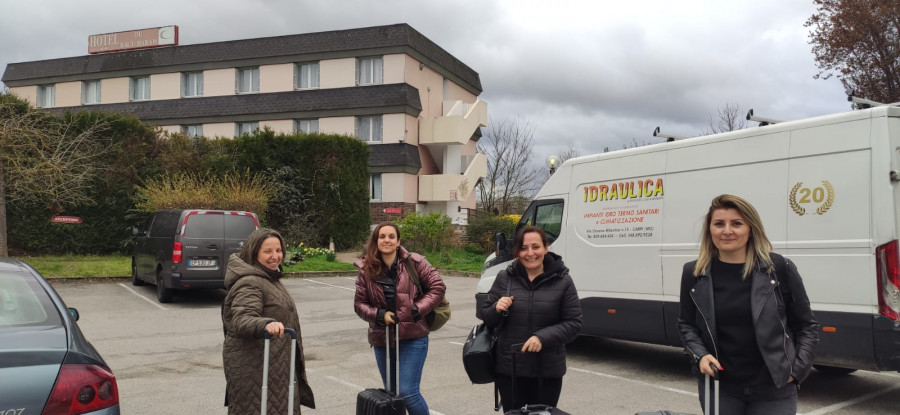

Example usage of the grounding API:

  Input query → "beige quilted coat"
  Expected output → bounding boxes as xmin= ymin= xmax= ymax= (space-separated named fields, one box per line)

xmin=222 ymin=254 xmax=315 ymax=414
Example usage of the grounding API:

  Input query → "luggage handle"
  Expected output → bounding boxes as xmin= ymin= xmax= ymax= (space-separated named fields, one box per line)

xmin=703 ymin=363 xmax=719 ymax=415
xmin=509 ymin=342 xmax=544 ymax=411
xmin=385 ymin=323 xmax=400 ymax=396
xmin=262 ymin=328 xmax=298 ymax=415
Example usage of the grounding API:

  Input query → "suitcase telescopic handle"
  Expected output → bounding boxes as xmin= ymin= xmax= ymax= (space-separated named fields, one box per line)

xmin=264 ymin=327 xmax=298 ymax=339
xmin=262 ymin=327 xmax=298 ymax=415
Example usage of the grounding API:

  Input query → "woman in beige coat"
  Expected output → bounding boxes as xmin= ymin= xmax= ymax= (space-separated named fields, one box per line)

xmin=222 ymin=228 xmax=314 ymax=414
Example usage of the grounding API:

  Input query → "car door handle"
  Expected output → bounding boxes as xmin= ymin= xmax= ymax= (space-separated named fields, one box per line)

xmin=207 ymin=244 xmax=219 ymax=250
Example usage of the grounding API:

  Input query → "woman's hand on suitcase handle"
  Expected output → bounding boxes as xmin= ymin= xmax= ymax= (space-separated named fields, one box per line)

xmin=265 ymin=321 xmax=285 ymax=337
xmin=384 ymin=311 xmax=396 ymax=325
xmin=521 ymin=335 xmax=542 ymax=353
xmin=699 ymin=354 xmax=722 ymax=376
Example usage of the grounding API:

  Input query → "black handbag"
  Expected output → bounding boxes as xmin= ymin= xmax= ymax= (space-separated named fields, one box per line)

xmin=462 ymin=276 xmax=511 ymax=384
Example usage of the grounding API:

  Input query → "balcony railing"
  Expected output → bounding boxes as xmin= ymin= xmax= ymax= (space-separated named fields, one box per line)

xmin=419 ymin=99 xmax=487 ymax=146
xmin=418 ymin=153 xmax=487 ymax=202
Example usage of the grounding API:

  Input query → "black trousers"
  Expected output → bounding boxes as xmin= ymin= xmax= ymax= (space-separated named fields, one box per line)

xmin=495 ymin=373 xmax=563 ymax=412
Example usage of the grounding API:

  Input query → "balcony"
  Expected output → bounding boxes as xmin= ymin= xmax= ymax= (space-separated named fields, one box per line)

xmin=418 ymin=153 xmax=487 ymax=202
xmin=419 ymin=99 xmax=487 ymax=145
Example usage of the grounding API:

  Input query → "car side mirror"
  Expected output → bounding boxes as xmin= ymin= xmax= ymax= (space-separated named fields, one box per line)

xmin=132 ymin=226 xmax=145 ymax=237
xmin=495 ymin=232 xmax=507 ymax=257
xmin=68 ymin=307 xmax=79 ymax=321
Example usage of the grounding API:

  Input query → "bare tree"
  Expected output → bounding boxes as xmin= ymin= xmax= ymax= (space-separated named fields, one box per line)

xmin=703 ymin=102 xmax=747 ymax=135
xmin=477 ymin=118 xmax=542 ymax=215
xmin=557 ymin=145 xmax=582 ymax=165
xmin=0 ymin=95 xmax=114 ymax=256
xmin=623 ymin=137 xmax=652 ymax=149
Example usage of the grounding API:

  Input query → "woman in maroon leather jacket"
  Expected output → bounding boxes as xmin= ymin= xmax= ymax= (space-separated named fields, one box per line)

xmin=353 ymin=222 xmax=446 ymax=415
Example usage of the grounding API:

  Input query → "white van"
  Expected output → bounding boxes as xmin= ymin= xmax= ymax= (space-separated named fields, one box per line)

xmin=475 ymin=105 xmax=900 ymax=373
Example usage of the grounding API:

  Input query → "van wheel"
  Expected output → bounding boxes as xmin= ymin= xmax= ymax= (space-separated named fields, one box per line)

xmin=813 ymin=364 xmax=857 ymax=375
xmin=156 ymin=270 xmax=174 ymax=303
xmin=131 ymin=260 xmax=145 ymax=286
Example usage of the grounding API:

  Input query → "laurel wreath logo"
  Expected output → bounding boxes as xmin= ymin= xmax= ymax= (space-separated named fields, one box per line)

xmin=789 ymin=180 xmax=834 ymax=216
xmin=789 ymin=182 xmax=805 ymax=216
xmin=816 ymin=180 xmax=835 ymax=215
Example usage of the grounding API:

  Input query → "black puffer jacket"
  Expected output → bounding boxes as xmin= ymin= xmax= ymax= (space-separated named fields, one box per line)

xmin=481 ymin=252 xmax=583 ymax=378
xmin=677 ymin=253 xmax=819 ymax=387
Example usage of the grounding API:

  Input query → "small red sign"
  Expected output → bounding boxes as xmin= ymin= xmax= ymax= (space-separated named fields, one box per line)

xmin=383 ymin=208 xmax=402 ymax=214
xmin=51 ymin=216 xmax=83 ymax=224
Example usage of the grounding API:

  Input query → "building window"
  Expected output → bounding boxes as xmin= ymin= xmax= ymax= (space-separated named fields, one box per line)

xmin=295 ymin=62 xmax=319 ymax=89
xmin=37 ymin=84 xmax=55 ymax=108
xmin=182 ymin=72 xmax=203 ymax=97
xmin=370 ymin=174 xmax=382 ymax=201
xmin=82 ymin=80 xmax=101 ymax=105
xmin=355 ymin=115 xmax=383 ymax=142
xmin=235 ymin=122 xmax=259 ymax=136
xmin=236 ymin=67 xmax=259 ymax=94
xmin=356 ymin=56 xmax=383 ymax=86
xmin=130 ymin=76 xmax=150 ymax=101
xmin=182 ymin=124 xmax=203 ymax=138
xmin=295 ymin=119 xmax=319 ymax=134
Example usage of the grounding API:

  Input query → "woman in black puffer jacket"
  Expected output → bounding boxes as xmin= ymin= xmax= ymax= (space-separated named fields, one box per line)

xmin=480 ymin=226 xmax=583 ymax=412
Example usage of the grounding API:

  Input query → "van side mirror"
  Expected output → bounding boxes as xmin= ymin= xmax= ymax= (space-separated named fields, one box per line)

xmin=68 ymin=307 xmax=79 ymax=321
xmin=495 ymin=232 xmax=508 ymax=257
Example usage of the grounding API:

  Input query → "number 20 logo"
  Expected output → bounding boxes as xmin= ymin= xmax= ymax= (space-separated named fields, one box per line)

xmin=789 ymin=181 xmax=835 ymax=216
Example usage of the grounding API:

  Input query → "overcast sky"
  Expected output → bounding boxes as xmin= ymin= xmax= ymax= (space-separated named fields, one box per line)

xmin=0 ymin=0 xmax=850 ymax=160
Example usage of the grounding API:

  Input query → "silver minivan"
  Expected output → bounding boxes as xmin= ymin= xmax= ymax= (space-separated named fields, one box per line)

xmin=131 ymin=209 xmax=259 ymax=303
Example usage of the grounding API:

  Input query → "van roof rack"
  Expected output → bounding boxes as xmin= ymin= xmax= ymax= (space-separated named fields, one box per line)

xmin=746 ymin=109 xmax=782 ymax=126
xmin=653 ymin=126 xmax=690 ymax=142
xmin=847 ymin=92 xmax=900 ymax=109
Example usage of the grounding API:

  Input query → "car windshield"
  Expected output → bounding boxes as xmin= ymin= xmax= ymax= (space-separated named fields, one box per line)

xmin=0 ymin=272 xmax=59 ymax=327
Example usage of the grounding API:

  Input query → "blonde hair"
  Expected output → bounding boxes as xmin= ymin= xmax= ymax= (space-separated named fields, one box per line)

xmin=694 ymin=194 xmax=773 ymax=279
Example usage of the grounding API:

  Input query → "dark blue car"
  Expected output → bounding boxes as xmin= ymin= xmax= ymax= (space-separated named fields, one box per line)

xmin=0 ymin=259 xmax=119 ymax=414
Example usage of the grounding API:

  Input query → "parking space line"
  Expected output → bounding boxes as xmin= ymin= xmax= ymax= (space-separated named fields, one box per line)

xmin=570 ymin=367 xmax=697 ymax=397
xmin=118 ymin=283 xmax=167 ymax=310
xmin=801 ymin=384 xmax=900 ymax=415
xmin=306 ymin=278 xmax=355 ymax=292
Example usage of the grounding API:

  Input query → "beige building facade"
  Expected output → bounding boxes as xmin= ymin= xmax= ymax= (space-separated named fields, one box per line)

xmin=2 ymin=24 xmax=487 ymax=225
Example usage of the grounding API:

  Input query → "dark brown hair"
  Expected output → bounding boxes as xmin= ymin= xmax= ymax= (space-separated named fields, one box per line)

xmin=363 ymin=222 xmax=401 ymax=280
xmin=514 ymin=226 xmax=549 ymax=252
xmin=238 ymin=228 xmax=286 ymax=267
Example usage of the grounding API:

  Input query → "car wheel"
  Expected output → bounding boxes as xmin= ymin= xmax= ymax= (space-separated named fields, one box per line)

xmin=156 ymin=270 xmax=174 ymax=303
xmin=813 ymin=364 xmax=857 ymax=375
xmin=131 ymin=260 xmax=145 ymax=286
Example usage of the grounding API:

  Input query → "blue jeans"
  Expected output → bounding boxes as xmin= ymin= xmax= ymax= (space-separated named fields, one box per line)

xmin=374 ymin=336 xmax=429 ymax=415
xmin=698 ymin=377 xmax=797 ymax=415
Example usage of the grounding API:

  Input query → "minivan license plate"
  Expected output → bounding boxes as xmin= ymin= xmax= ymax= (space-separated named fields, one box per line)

xmin=189 ymin=259 xmax=216 ymax=267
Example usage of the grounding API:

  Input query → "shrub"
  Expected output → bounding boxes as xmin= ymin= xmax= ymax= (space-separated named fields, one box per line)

xmin=466 ymin=213 xmax=520 ymax=254
xmin=397 ymin=212 xmax=454 ymax=252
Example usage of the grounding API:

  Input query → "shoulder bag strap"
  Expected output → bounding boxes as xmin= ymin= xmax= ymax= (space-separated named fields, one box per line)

xmin=404 ymin=257 xmax=424 ymax=298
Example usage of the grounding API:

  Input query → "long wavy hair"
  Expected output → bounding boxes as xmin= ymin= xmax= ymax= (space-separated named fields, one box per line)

xmin=363 ymin=222 xmax=401 ymax=280
xmin=694 ymin=194 xmax=773 ymax=279
xmin=238 ymin=228 xmax=286 ymax=267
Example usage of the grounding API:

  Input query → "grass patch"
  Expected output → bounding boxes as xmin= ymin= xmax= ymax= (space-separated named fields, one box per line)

xmin=13 ymin=255 xmax=130 ymax=278
xmin=284 ymin=255 xmax=356 ymax=272
xmin=420 ymin=248 xmax=485 ymax=273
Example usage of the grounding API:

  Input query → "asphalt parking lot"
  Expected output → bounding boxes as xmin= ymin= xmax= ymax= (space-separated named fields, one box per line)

xmin=52 ymin=274 xmax=900 ymax=414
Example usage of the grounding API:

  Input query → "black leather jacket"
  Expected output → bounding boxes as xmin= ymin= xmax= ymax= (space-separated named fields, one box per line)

xmin=677 ymin=253 xmax=819 ymax=387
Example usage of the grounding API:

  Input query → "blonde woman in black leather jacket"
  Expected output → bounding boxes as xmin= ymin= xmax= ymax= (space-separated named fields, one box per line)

xmin=677 ymin=194 xmax=818 ymax=415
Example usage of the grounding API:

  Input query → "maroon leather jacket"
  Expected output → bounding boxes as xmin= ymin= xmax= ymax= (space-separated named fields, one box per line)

xmin=353 ymin=247 xmax=446 ymax=347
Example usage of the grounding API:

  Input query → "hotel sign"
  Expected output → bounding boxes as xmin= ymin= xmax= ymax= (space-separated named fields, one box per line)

xmin=88 ymin=25 xmax=179 ymax=54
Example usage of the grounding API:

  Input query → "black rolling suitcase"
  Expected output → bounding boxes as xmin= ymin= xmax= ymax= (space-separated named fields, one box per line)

xmin=504 ymin=344 xmax=570 ymax=415
xmin=356 ymin=325 xmax=406 ymax=415
xmin=635 ymin=366 xmax=719 ymax=415
xmin=261 ymin=328 xmax=298 ymax=415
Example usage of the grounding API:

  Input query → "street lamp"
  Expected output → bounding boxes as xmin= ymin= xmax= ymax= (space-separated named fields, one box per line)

xmin=546 ymin=155 xmax=559 ymax=174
